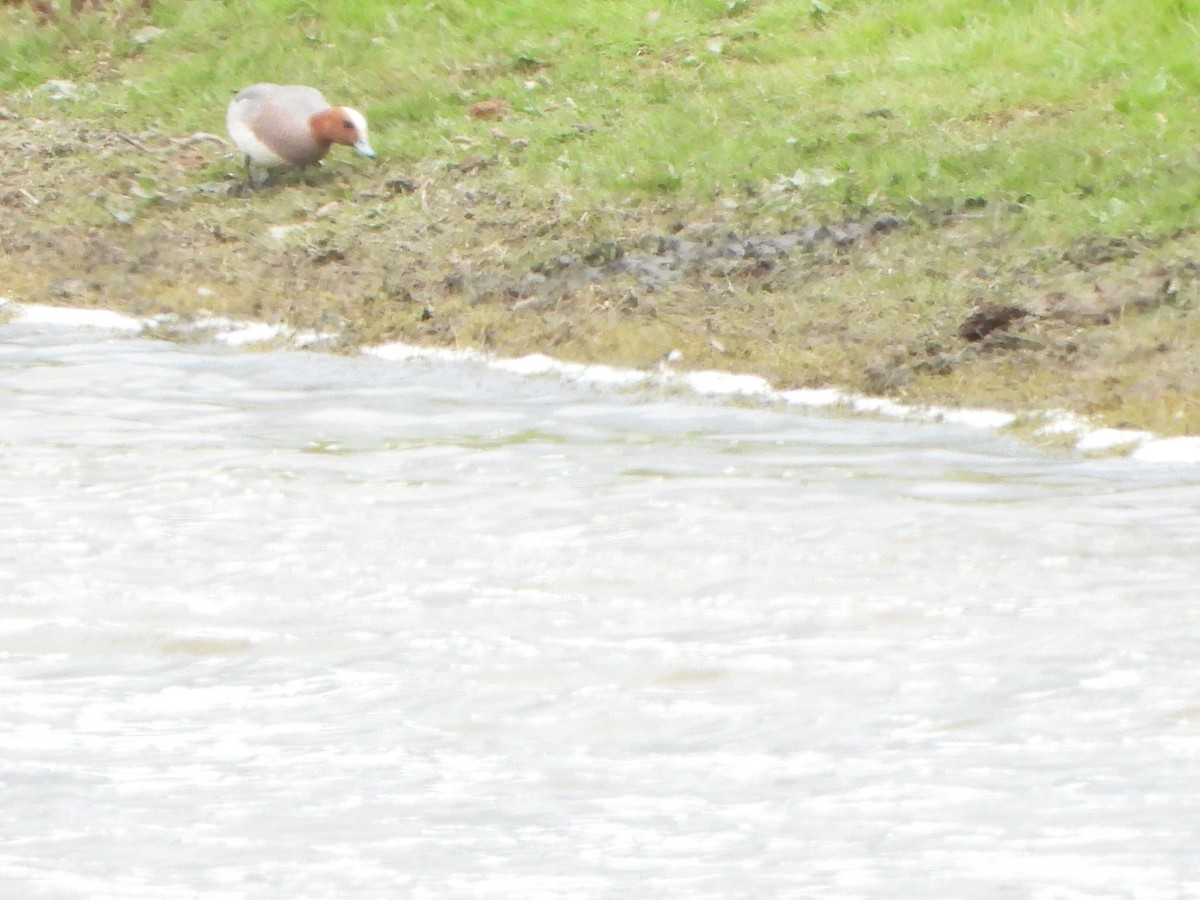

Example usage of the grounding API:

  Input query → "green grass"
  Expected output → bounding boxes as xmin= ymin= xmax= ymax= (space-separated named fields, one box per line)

xmin=5 ymin=0 xmax=1200 ymax=437
xmin=5 ymin=0 xmax=1200 ymax=237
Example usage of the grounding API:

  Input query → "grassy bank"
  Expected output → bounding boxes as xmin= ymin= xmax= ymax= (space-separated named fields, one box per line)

xmin=3 ymin=0 xmax=1200 ymax=435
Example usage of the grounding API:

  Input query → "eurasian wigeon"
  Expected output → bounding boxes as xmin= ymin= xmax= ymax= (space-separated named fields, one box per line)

xmin=226 ymin=83 xmax=376 ymax=181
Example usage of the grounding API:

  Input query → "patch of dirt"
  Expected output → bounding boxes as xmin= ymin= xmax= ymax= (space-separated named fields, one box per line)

xmin=1028 ymin=270 xmax=1181 ymax=325
xmin=509 ymin=214 xmax=906 ymax=303
xmin=3 ymin=109 xmax=1200 ymax=434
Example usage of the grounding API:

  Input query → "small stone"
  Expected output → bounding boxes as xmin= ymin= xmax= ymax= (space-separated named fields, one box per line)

xmin=864 ymin=362 xmax=911 ymax=393
xmin=385 ymin=177 xmax=417 ymax=194
xmin=39 ymin=80 xmax=78 ymax=101
xmin=133 ymin=26 xmax=166 ymax=45
xmin=267 ymin=224 xmax=307 ymax=242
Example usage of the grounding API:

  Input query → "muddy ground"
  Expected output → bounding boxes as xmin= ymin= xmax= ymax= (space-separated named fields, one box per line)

xmin=3 ymin=112 xmax=1200 ymax=437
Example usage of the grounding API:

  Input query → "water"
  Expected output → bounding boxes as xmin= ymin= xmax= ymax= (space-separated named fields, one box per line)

xmin=2 ymin=318 xmax=1200 ymax=898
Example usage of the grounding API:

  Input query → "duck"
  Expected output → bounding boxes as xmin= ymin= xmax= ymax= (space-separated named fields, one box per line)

xmin=225 ymin=83 xmax=376 ymax=182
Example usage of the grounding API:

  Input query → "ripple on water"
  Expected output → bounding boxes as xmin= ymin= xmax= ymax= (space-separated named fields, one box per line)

xmin=2 ymin=317 xmax=1200 ymax=896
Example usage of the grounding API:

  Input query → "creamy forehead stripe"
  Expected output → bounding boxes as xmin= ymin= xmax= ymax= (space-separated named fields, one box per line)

xmin=343 ymin=107 xmax=369 ymax=138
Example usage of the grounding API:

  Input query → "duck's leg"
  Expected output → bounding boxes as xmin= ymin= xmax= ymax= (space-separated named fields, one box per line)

xmin=229 ymin=154 xmax=254 ymax=197
xmin=234 ymin=156 xmax=276 ymax=194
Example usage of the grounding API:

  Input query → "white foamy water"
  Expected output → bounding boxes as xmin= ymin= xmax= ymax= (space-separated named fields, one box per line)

xmin=3 ymin=312 xmax=1200 ymax=898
